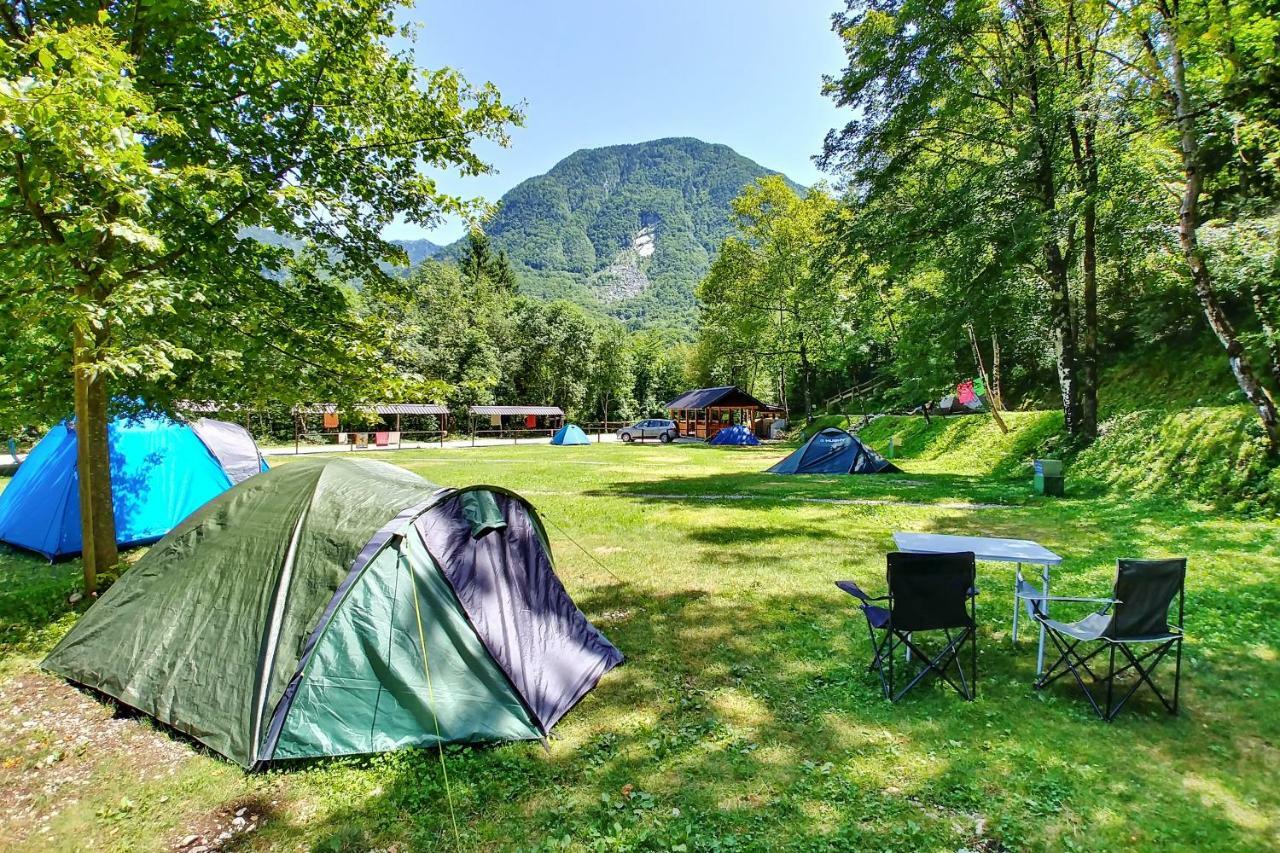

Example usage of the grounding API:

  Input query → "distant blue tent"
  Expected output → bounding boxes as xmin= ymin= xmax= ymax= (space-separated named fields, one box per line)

xmin=0 ymin=413 xmax=267 ymax=560
xmin=767 ymin=427 xmax=900 ymax=475
xmin=709 ymin=424 xmax=760 ymax=446
xmin=551 ymin=424 xmax=590 ymax=446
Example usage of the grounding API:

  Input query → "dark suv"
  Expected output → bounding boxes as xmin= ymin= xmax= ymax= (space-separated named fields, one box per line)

xmin=617 ymin=419 xmax=678 ymax=443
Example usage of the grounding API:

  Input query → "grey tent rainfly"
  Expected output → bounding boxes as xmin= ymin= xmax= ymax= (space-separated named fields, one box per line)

xmin=42 ymin=458 xmax=623 ymax=769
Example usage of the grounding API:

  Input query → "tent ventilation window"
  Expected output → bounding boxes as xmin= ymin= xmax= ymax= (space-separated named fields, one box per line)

xmin=461 ymin=491 xmax=507 ymax=539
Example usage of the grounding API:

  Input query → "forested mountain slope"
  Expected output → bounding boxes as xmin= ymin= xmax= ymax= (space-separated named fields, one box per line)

xmin=453 ymin=137 xmax=802 ymax=331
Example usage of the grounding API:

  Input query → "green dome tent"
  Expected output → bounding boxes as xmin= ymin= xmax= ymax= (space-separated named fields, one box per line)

xmin=42 ymin=457 xmax=622 ymax=769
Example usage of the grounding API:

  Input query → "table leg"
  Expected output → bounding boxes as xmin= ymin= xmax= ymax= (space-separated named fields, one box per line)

xmin=1012 ymin=563 xmax=1021 ymax=644
xmin=1036 ymin=564 xmax=1050 ymax=675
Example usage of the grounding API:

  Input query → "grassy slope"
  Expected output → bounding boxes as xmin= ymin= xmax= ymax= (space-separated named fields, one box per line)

xmin=2 ymin=439 xmax=1278 ymax=851
xmin=844 ymin=338 xmax=1280 ymax=513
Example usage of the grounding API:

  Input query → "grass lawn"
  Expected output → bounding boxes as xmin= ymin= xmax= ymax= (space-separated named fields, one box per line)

xmin=1 ymin=422 xmax=1278 ymax=851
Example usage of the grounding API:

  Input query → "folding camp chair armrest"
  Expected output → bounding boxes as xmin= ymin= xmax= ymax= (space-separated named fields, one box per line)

xmin=1029 ymin=595 xmax=1117 ymax=604
xmin=835 ymin=580 xmax=887 ymax=603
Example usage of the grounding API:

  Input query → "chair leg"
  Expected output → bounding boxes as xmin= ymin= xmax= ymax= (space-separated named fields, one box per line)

xmin=1038 ymin=628 xmax=1107 ymax=719
xmin=971 ymin=618 xmax=978 ymax=700
xmin=1104 ymin=644 xmax=1116 ymax=721
xmin=893 ymin=629 xmax=973 ymax=701
xmin=1107 ymin=641 xmax=1179 ymax=720
xmin=862 ymin=619 xmax=896 ymax=700
xmin=887 ymin=628 xmax=894 ymax=700
xmin=1172 ymin=636 xmax=1183 ymax=715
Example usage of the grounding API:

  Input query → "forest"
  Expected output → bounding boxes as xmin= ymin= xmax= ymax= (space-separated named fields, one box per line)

xmin=694 ymin=0 xmax=1279 ymax=455
xmin=364 ymin=232 xmax=690 ymax=422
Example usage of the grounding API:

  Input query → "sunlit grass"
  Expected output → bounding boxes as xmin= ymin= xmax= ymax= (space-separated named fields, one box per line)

xmin=1 ymin=433 xmax=1277 ymax=850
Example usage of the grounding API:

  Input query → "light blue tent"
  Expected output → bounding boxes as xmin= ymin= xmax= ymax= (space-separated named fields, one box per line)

xmin=0 ymin=412 xmax=267 ymax=560
xmin=550 ymin=424 xmax=590 ymax=446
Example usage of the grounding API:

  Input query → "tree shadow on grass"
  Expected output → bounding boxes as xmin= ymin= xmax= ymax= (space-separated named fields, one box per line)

xmin=0 ymin=547 xmax=83 ymax=668
xmin=265 ymin=574 xmax=1278 ymax=851
xmin=593 ymin=468 xmax=1043 ymax=508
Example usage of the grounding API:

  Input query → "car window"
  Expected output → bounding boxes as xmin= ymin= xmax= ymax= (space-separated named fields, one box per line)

xmin=636 ymin=420 xmax=650 ymax=428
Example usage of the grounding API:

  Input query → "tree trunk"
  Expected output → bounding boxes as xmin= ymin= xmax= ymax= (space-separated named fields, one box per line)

xmin=1045 ymin=243 xmax=1082 ymax=436
xmin=72 ymin=311 xmax=118 ymax=594
xmin=1077 ymin=196 xmax=1098 ymax=440
xmin=1166 ymin=25 xmax=1280 ymax=452
xmin=1248 ymin=277 xmax=1280 ymax=394
xmin=798 ymin=338 xmax=813 ymax=422
xmin=1066 ymin=0 xmax=1099 ymax=442
xmin=1023 ymin=19 xmax=1082 ymax=437
xmin=778 ymin=363 xmax=788 ymax=422
xmin=991 ymin=333 xmax=1005 ymax=410
xmin=966 ymin=323 xmax=1009 ymax=434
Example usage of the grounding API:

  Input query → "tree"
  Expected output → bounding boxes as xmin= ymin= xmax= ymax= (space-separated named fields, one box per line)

xmin=460 ymin=228 xmax=518 ymax=294
xmin=0 ymin=4 xmax=520 ymax=591
xmin=362 ymin=260 xmax=507 ymax=410
xmin=588 ymin=321 xmax=636 ymax=424
xmin=502 ymin=300 xmax=597 ymax=415
xmin=1109 ymin=0 xmax=1279 ymax=450
xmin=697 ymin=177 xmax=844 ymax=419
xmin=823 ymin=0 xmax=1094 ymax=434
xmin=630 ymin=330 xmax=689 ymax=416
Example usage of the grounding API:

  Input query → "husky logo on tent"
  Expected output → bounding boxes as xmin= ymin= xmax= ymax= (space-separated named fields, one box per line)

xmin=0 ymin=411 xmax=267 ymax=560
xmin=43 ymin=457 xmax=622 ymax=769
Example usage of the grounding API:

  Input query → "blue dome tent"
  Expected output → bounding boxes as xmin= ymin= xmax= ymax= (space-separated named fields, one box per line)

xmin=0 ymin=412 xmax=267 ymax=560
xmin=709 ymin=424 xmax=760 ymax=446
xmin=551 ymin=424 xmax=590 ymax=446
xmin=767 ymin=428 xmax=900 ymax=475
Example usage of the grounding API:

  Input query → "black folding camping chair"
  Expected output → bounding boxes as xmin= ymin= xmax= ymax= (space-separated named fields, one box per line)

xmin=1029 ymin=557 xmax=1186 ymax=721
xmin=837 ymin=551 xmax=978 ymax=702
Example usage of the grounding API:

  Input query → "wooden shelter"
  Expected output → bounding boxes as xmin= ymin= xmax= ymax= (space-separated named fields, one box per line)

xmin=467 ymin=405 xmax=565 ymax=444
xmin=666 ymin=386 xmax=772 ymax=441
xmin=292 ymin=403 xmax=450 ymax=450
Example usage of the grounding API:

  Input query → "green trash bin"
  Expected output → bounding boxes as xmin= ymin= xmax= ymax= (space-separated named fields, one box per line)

xmin=1034 ymin=459 xmax=1064 ymax=496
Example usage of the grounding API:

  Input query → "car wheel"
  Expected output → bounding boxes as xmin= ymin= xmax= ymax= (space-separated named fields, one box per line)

xmin=659 ymin=432 xmax=672 ymax=443
xmin=621 ymin=433 xmax=633 ymax=443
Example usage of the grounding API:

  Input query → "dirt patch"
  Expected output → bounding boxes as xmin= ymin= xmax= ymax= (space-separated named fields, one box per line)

xmin=0 ymin=671 xmax=193 ymax=847
xmin=172 ymin=793 xmax=280 ymax=851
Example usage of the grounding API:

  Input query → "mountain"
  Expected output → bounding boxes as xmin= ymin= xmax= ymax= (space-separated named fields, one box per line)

xmin=454 ymin=138 xmax=803 ymax=330
xmin=395 ymin=238 xmax=444 ymax=265
xmin=241 ymin=227 xmax=443 ymax=275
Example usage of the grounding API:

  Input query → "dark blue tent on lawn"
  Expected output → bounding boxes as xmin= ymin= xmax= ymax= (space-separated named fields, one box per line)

xmin=709 ymin=424 xmax=760 ymax=446
xmin=551 ymin=424 xmax=590 ymax=445
xmin=0 ymin=412 xmax=267 ymax=560
xmin=767 ymin=428 xmax=900 ymax=475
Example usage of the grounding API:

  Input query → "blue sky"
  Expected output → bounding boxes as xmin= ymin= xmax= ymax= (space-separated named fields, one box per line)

xmin=391 ymin=0 xmax=850 ymax=242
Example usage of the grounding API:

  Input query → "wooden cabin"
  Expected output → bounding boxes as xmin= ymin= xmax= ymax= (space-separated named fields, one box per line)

xmin=666 ymin=386 xmax=772 ymax=441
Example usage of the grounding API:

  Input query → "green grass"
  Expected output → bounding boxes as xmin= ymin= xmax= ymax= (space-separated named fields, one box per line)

xmin=859 ymin=404 xmax=1279 ymax=513
xmin=2 ymin=437 xmax=1279 ymax=851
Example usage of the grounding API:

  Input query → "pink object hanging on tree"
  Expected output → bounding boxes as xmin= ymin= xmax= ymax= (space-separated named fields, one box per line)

xmin=956 ymin=380 xmax=976 ymax=405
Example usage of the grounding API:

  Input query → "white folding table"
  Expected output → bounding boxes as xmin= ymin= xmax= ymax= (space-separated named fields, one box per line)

xmin=892 ymin=532 xmax=1064 ymax=674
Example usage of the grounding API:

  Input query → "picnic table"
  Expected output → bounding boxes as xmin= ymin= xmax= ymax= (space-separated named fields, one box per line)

xmin=892 ymin=532 xmax=1064 ymax=674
